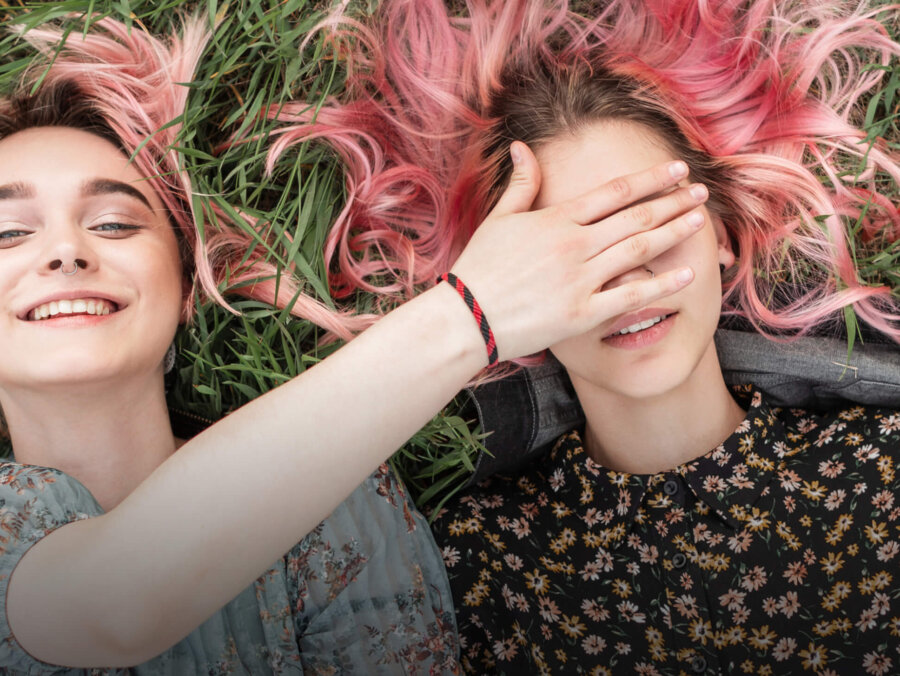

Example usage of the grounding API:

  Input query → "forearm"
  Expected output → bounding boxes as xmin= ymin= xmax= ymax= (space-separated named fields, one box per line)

xmin=8 ymin=284 xmax=485 ymax=666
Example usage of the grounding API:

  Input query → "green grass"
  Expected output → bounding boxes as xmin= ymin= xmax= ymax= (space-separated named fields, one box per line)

xmin=0 ymin=1 xmax=896 ymax=512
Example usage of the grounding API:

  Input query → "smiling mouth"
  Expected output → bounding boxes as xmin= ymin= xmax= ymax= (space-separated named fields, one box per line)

xmin=28 ymin=298 xmax=119 ymax=321
xmin=610 ymin=313 xmax=673 ymax=336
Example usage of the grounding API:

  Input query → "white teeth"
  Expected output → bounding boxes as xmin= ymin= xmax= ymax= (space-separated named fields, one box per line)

xmin=616 ymin=315 xmax=666 ymax=335
xmin=29 ymin=298 xmax=116 ymax=321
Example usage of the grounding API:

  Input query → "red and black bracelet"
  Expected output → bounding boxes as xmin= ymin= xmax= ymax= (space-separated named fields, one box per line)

xmin=437 ymin=272 xmax=499 ymax=367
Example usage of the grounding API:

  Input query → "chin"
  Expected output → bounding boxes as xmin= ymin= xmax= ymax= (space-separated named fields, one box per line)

xmin=15 ymin=365 xmax=123 ymax=387
xmin=7 ymin=353 xmax=160 ymax=389
xmin=564 ymin=347 xmax=703 ymax=402
xmin=600 ymin=367 xmax=695 ymax=401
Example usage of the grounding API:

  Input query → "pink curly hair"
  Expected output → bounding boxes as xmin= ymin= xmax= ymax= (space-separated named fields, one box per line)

xmin=268 ymin=0 xmax=900 ymax=350
xmin=1 ymin=16 xmax=364 ymax=339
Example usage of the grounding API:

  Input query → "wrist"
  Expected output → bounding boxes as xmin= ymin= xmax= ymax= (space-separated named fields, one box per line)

xmin=436 ymin=272 xmax=499 ymax=367
xmin=416 ymin=283 xmax=490 ymax=372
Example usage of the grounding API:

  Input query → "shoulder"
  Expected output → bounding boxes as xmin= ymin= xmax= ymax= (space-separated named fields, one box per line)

xmin=771 ymin=402 xmax=900 ymax=490
xmin=430 ymin=431 xmax=576 ymax=557
xmin=0 ymin=462 xmax=102 ymax=536
xmin=433 ymin=450 xmax=557 ymax=529
xmin=776 ymin=402 xmax=899 ymax=451
xmin=0 ymin=463 xmax=102 ymax=672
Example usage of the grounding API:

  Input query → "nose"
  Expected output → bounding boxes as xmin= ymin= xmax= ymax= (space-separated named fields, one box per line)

xmin=40 ymin=225 xmax=97 ymax=276
xmin=48 ymin=258 xmax=89 ymax=275
xmin=602 ymin=265 xmax=655 ymax=291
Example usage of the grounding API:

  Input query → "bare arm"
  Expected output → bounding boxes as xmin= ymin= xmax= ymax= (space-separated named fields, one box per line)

xmin=6 ymin=143 xmax=707 ymax=666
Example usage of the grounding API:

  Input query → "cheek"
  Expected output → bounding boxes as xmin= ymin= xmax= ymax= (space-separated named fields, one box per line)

xmin=0 ymin=254 xmax=25 ymax=295
xmin=131 ymin=237 xmax=185 ymax=323
xmin=159 ymin=253 xmax=186 ymax=321
xmin=548 ymin=331 xmax=597 ymax=375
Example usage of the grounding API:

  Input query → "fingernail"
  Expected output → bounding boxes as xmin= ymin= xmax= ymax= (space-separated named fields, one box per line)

xmin=677 ymin=268 xmax=694 ymax=284
xmin=686 ymin=212 xmax=705 ymax=228
xmin=510 ymin=143 xmax=522 ymax=167
xmin=669 ymin=161 xmax=688 ymax=178
xmin=690 ymin=184 xmax=708 ymax=201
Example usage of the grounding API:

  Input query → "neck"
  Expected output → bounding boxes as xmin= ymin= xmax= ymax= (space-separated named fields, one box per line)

xmin=1 ymin=373 xmax=177 ymax=511
xmin=571 ymin=345 xmax=745 ymax=474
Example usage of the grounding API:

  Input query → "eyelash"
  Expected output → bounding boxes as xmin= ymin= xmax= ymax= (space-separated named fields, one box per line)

xmin=91 ymin=222 xmax=143 ymax=235
xmin=0 ymin=222 xmax=143 ymax=248
xmin=0 ymin=229 xmax=32 ymax=248
xmin=0 ymin=229 xmax=30 ymax=239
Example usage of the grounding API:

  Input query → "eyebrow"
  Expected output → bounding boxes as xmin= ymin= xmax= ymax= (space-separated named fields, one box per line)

xmin=0 ymin=179 xmax=153 ymax=210
xmin=81 ymin=179 xmax=153 ymax=210
xmin=0 ymin=182 xmax=35 ymax=201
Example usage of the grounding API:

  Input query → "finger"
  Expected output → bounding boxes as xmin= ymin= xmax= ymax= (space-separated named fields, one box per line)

xmin=489 ymin=141 xmax=542 ymax=218
xmin=589 ymin=207 xmax=706 ymax=281
xmin=588 ymin=183 xmax=709 ymax=254
xmin=563 ymin=159 xmax=689 ymax=225
xmin=588 ymin=267 xmax=694 ymax=319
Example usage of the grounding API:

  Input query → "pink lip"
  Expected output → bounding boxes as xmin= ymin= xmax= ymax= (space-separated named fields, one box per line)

xmin=18 ymin=289 xmax=125 ymax=320
xmin=602 ymin=313 xmax=677 ymax=350
xmin=24 ymin=313 xmax=119 ymax=328
xmin=603 ymin=308 xmax=676 ymax=338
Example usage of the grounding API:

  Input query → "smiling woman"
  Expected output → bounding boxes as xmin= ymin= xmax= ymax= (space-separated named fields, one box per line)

xmin=529 ymin=121 xmax=745 ymax=473
xmin=0 ymin=11 xmax=702 ymax=675
xmin=265 ymin=0 xmax=900 ymax=672
xmin=0 ymin=128 xmax=183 ymax=401
xmin=0 ymin=18 xmax=465 ymax=674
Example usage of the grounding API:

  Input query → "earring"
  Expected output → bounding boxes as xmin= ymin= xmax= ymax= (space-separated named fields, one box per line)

xmin=164 ymin=342 xmax=176 ymax=374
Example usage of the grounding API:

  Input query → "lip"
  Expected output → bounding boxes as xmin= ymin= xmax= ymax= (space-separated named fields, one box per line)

xmin=22 ymin=313 xmax=120 ymax=328
xmin=18 ymin=289 xmax=127 ymax=321
xmin=602 ymin=308 xmax=677 ymax=338
xmin=603 ymin=313 xmax=676 ymax=350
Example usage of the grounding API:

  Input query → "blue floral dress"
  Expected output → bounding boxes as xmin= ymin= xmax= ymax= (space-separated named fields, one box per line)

xmin=0 ymin=462 xmax=459 ymax=675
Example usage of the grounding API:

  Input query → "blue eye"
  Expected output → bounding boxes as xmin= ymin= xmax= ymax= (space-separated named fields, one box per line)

xmin=0 ymin=230 xmax=31 ymax=250
xmin=0 ymin=230 xmax=27 ymax=238
xmin=92 ymin=222 xmax=143 ymax=235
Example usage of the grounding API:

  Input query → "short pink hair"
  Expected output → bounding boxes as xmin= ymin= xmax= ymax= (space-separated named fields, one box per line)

xmin=269 ymin=0 xmax=900 ymax=349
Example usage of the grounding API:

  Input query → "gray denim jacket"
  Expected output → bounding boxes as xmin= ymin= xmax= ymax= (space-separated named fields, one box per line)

xmin=463 ymin=328 xmax=900 ymax=484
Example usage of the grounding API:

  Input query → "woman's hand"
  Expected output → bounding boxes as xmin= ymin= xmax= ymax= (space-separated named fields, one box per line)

xmin=449 ymin=141 xmax=705 ymax=363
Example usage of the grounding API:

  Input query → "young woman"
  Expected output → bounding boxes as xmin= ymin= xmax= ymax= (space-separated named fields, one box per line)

xmin=267 ymin=0 xmax=900 ymax=672
xmin=0 ymin=12 xmax=702 ymax=674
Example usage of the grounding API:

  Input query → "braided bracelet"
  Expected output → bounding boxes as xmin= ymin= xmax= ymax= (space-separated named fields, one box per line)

xmin=437 ymin=272 xmax=499 ymax=367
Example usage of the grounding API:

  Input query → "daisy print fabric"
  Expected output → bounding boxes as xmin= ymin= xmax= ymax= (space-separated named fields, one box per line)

xmin=432 ymin=387 xmax=900 ymax=675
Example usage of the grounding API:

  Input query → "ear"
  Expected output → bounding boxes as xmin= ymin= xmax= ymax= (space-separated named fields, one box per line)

xmin=712 ymin=214 xmax=736 ymax=269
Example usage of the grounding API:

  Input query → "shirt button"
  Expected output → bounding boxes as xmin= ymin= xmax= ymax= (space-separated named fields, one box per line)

xmin=663 ymin=479 xmax=679 ymax=496
xmin=690 ymin=655 xmax=707 ymax=673
xmin=672 ymin=552 xmax=687 ymax=568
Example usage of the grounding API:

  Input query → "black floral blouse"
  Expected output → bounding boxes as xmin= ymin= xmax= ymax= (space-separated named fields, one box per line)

xmin=431 ymin=386 xmax=900 ymax=675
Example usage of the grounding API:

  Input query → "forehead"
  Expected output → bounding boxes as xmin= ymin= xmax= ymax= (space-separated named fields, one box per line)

xmin=0 ymin=126 xmax=162 ymax=211
xmin=533 ymin=121 xmax=677 ymax=209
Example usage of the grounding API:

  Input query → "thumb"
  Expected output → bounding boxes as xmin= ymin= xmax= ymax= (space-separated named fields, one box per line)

xmin=489 ymin=141 xmax=542 ymax=218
